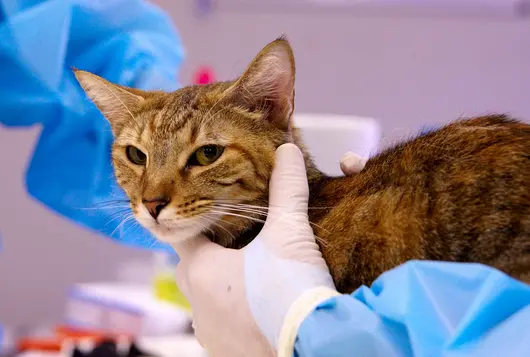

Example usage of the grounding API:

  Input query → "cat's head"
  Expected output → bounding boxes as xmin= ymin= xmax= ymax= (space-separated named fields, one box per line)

xmin=75 ymin=37 xmax=317 ymax=246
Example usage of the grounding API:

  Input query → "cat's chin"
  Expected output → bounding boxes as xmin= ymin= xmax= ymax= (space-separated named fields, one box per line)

xmin=146 ymin=224 xmax=204 ymax=244
xmin=134 ymin=205 xmax=214 ymax=243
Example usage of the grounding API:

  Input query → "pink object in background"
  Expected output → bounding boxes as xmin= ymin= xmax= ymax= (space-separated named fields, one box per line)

xmin=193 ymin=66 xmax=215 ymax=85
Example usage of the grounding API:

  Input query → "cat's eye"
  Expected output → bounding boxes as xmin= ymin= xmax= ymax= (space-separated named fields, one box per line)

xmin=188 ymin=145 xmax=224 ymax=166
xmin=126 ymin=146 xmax=147 ymax=165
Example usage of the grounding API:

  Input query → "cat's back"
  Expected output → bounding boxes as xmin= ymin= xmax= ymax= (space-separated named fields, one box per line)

xmin=364 ymin=115 xmax=529 ymax=189
xmin=315 ymin=115 xmax=530 ymax=292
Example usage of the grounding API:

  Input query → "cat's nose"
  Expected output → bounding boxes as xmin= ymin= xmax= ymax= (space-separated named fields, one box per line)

xmin=143 ymin=197 xmax=170 ymax=220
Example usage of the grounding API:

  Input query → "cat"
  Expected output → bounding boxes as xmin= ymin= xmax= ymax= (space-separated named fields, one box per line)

xmin=75 ymin=37 xmax=530 ymax=293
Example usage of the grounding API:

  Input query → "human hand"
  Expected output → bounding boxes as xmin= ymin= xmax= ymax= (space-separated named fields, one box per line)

xmin=172 ymin=144 xmax=342 ymax=357
xmin=340 ymin=151 xmax=367 ymax=175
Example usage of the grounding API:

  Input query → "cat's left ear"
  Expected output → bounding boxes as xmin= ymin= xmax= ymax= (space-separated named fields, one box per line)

xmin=227 ymin=37 xmax=295 ymax=131
xmin=74 ymin=70 xmax=148 ymax=135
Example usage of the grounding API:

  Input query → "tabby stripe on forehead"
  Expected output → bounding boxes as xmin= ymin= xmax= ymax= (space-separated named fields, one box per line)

xmin=190 ymin=121 xmax=200 ymax=145
xmin=170 ymin=115 xmax=189 ymax=133
xmin=152 ymin=111 xmax=165 ymax=129
xmin=163 ymin=96 xmax=182 ymax=130
xmin=163 ymin=102 xmax=190 ymax=133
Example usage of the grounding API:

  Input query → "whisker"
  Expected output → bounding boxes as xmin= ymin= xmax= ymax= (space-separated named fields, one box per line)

xmin=215 ymin=200 xmax=335 ymax=211
xmin=213 ymin=209 xmax=329 ymax=247
xmin=120 ymin=218 xmax=141 ymax=239
xmin=95 ymin=199 xmax=130 ymax=204
xmin=200 ymin=214 xmax=236 ymax=242
xmin=105 ymin=209 xmax=134 ymax=226
xmin=307 ymin=221 xmax=330 ymax=234
xmin=111 ymin=214 xmax=135 ymax=237
xmin=215 ymin=203 xmax=268 ymax=211
xmin=215 ymin=203 xmax=330 ymax=233
xmin=213 ymin=205 xmax=268 ymax=217
xmin=119 ymin=220 xmax=155 ymax=248
xmin=203 ymin=93 xmax=228 ymax=123
xmin=77 ymin=205 xmax=131 ymax=211
xmin=203 ymin=213 xmax=244 ymax=228
xmin=75 ymin=200 xmax=131 ymax=211
xmin=313 ymin=234 xmax=329 ymax=248
xmin=195 ymin=217 xmax=215 ymax=235
xmin=209 ymin=210 xmax=266 ymax=224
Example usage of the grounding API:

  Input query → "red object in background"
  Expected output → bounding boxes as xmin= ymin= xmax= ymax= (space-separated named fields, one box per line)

xmin=55 ymin=325 xmax=132 ymax=341
xmin=16 ymin=326 xmax=132 ymax=353
xmin=193 ymin=66 xmax=215 ymax=85
xmin=17 ymin=338 xmax=62 ymax=353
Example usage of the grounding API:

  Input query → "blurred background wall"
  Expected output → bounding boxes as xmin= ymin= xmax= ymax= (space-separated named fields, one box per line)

xmin=2 ymin=0 xmax=530 ymax=326
xmin=165 ymin=1 xmax=530 ymax=144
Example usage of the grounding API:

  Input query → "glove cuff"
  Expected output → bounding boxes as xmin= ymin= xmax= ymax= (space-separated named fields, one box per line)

xmin=277 ymin=286 xmax=340 ymax=357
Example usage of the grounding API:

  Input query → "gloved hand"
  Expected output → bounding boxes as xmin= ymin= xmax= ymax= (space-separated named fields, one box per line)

xmin=172 ymin=145 xmax=366 ymax=357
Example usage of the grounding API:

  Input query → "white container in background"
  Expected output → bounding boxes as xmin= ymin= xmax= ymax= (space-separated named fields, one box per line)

xmin=293 ymin=113 xmax=380 ymax=176
xmin=64 ymin=283 xmax=190 ymax=337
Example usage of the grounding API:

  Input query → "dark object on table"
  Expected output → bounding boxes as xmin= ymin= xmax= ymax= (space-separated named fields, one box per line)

xmin=127 ymin=343 xmax=149 ymax=357
xmin=90 ymin=340 xmax=117 ymax=357
xmin=72 ymin=347 xmax=87 ymax=357
xmin=71 ymin=339 xmax=156 ymax=357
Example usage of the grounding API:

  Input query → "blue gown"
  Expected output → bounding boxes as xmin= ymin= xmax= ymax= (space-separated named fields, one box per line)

xmin=295 ymin=261 xmax=530 ymax=357
xmin=0 ymin=0 xmax=184 ymax=251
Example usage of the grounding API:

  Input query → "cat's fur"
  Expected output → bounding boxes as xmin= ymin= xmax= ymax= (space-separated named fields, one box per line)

xmin=75 ymin=38 xmax=530 ymax=293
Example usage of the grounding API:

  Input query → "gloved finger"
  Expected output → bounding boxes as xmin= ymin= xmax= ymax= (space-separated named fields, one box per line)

xmin=340 ymin=151 xmax=367 ymax=176
xmin=268 ymin=143 xmax=309 ymax=216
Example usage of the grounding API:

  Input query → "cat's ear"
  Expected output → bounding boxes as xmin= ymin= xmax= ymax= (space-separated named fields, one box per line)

xmin=74 ymin=70 xmax=146 ymax=134
xmin=227 ymin=37 xmax=295 ymax=131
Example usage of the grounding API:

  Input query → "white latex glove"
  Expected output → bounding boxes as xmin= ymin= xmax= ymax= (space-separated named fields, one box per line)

xmin=340 ymin=151 xmax=367 ymax=176
xmin=172 ymin=145 xmax=366 ymax=357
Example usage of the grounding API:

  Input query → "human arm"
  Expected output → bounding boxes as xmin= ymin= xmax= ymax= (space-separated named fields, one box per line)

xmin=292 ymin=261 xmax=530 ymax=357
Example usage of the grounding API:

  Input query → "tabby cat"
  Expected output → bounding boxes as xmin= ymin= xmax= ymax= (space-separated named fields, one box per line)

xmin=75 ymin=37 xmax=530 ymax=293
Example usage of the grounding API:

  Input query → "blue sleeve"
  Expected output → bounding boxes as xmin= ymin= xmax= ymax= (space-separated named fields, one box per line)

xmin=295 ymin=260 xmax=530 ymax=357
xmin=0 ymin=0 xmax=184 ymax=251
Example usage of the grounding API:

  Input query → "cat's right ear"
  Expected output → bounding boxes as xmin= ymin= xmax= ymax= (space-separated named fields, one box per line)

xmin=225 ymin=37 xmax=295 ymax=131
xmin=74 ymin=70 xmax=146 ymax=135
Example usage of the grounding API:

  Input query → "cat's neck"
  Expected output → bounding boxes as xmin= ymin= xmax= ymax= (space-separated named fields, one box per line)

xmin=307 ymin=169 xmax=349 ymax=222
xmin=290 ymin=130 xmax=348 ymax=227
xmin=228 ymin=131 xmax=347 ymax=249
xmin=225 ymin=166 xmax=346 ymax=249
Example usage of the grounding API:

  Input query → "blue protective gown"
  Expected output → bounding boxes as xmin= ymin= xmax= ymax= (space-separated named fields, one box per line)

xmin=295 ymin=261 xmax=530 ymax=357
xmin=0 ymin=0 xmax=184 ymax=251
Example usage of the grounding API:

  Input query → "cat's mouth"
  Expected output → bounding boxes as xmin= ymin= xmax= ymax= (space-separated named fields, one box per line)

xmin=134 ymin=204 xmax=222 ymax=243
xmin=133 ymin=200 xmax=266 ymax=244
